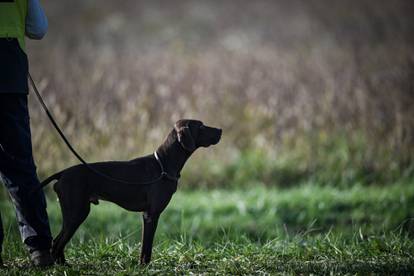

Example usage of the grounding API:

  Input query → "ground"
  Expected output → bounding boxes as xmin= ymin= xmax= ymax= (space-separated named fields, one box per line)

xmin=1 ymin=183 xmax=413 ymax=275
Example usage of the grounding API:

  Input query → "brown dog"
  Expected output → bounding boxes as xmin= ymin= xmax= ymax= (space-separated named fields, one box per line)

xmin=41 ymin=119 xmax=222 ymax=265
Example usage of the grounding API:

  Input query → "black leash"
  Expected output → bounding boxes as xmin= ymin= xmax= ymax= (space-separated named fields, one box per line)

xmin=28 ymin=73 xmax=179 ymax=185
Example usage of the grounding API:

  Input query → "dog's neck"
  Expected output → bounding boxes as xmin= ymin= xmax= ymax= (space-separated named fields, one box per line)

xmin=155 ymin=129 xmax=193 ymax=180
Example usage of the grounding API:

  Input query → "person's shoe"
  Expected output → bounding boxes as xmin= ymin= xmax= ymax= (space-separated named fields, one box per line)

xmin=30 ymin=250 xmax=54 ymax=267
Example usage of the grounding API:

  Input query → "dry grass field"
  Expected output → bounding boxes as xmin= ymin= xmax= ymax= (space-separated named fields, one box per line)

xmin=24 ymin=0 xmax=414 ymax=186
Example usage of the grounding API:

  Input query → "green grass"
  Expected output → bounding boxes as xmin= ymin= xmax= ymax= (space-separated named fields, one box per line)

xmin=1 ymin=182 xmax=413 ymax=275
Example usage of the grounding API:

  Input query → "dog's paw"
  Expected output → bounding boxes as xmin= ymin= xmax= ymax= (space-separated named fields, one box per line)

xmin=52 ymin=252 xmax=66 ymax=265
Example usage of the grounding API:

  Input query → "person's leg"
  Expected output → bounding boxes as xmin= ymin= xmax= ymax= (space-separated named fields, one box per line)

xmin=0 ymin=94 xmax=52 ymax=255
xmin=0 ymin=212 xmax=3 ymax=266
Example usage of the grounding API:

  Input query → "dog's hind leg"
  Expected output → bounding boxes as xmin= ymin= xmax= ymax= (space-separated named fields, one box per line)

xmin=51 ymin=228 xmax=65 ymax=264
xmin=52 ymin=185 xmax=91 ymax=264
xmin=52 ymin=203 xmax=90 ymax=264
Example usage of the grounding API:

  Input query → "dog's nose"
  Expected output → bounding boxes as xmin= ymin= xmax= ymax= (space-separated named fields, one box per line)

xmin=215 ymin=129 xmax=222 ymax=142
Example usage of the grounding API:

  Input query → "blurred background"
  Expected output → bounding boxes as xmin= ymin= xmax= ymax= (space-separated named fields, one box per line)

xmin=1 ymin=1 xmax=414 ymax=272
xmin=24 ymin=0 xmax=413 ymax=189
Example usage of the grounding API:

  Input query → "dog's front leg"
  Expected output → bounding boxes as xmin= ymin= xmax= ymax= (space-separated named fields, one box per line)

xmin=140 ymin=212 xmax=159 ymax=265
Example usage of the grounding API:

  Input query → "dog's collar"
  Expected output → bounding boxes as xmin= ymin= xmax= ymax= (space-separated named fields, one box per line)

xmin=154 ymin=151 xmax=180 ymax=182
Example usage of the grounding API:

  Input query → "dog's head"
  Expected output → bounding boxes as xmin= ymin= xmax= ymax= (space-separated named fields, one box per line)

xmin=174 ymin=119 xmax=222 ymax=152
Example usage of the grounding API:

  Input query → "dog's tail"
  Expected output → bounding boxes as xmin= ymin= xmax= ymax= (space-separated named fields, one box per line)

xmin=40 ymin=171 xmax=64 ymax=188
xmin=31 ymin=170 xmax=64 ymax=194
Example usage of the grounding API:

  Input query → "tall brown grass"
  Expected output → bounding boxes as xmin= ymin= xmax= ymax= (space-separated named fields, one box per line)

xmin=26 ymin=0 xmax=414 ymax=186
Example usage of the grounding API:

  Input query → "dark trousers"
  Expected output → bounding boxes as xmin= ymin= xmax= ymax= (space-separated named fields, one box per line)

xmin=0 ymin=38 xmax=29 ymax=94
xmin=0 ymin=94 xmax=52 ymax=252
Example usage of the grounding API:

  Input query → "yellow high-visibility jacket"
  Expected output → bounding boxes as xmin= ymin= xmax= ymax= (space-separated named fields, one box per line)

xmin=0 ymin=0 xmax=28 ymax=51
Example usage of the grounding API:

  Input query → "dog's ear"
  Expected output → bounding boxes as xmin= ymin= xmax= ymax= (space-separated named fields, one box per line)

xmin=174 ymin=124 xmax=196 ymax=152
